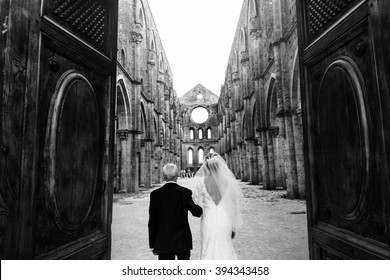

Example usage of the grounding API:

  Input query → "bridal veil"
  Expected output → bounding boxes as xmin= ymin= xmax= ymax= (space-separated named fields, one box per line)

xmin=193 ymin=153 xmax=243 ymax=231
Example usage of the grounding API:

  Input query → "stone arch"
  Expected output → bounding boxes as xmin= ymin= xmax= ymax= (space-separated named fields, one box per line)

xmin=266 ymin=75 xmax=286 ymax=189
xmin=187 ymin=148 xmax=194 ymax=165
xmin=198 ymin=147 xmax=205 ymax=165
xmin=198 ymin=128 xmax=203 ymax=139
xmin=189 ymin=128 xmax=194 ymax=139
xmin=266 ymin=75 xmax=277 ymax=127
xmin=240 ymin=27 xmax=247 ymax=52
xmin=233 ymin=49 xmax=239 ymax=72
xmin=248 ymin=0 xmax=258 ymax=19
xmin=290 ymin=48 xmax=301 ymax=111
xmin=150 ymin=30 xmax=157 ymax=52
xmin=115 ymin=78 xmax=131 ymax=193
xmin=140 ymin=102 xmax=147 ymax=135
xmin=116 ymin=78 xmax=130 ymax=129
xmin=207 ymin=127 xmax=212 ymax=139
xmin=159 ymin=52 xmax=164 ymax=72
xmin=153 ymin=116 xmax=158 ymax=141
xmin=138 ymin=3 xmax=145 ymax=27
xmin=290 ymin=48 xmax=305 ymax=198
xmin=251 ymin=100 xmax=258 ymax=139
xmin=120 ymin=49 xmax=126 ymax=66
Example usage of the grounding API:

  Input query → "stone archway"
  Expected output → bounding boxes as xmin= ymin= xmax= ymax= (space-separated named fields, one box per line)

xmin=290 ymin=50 xmax=305 ymax=198
xmin=265 ymin=76 xmax=286 ymax=190
xmin=115 ymin=79 xmax=131 ymax=193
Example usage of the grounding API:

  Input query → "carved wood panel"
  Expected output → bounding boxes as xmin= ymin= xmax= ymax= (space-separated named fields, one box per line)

xmin=297 ymin=0 xmax=390 ymax=259
xmin=35 ymin=44 xmax=107 ymax=257
xmin=0 ymin=0 xmax=117 ymax=259
xmin=45 ymin=70 xmax=100 ymax=234
xmin=43 ymin=0 xmax=110 ymax=54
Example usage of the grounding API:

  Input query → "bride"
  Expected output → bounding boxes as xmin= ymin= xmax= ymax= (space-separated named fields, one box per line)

xmin=193 ymin=152 xmax=243 ymax=260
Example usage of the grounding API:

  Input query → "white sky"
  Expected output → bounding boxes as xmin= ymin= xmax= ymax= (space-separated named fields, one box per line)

xmin=147 ymin=0 xmax=244 ymax=97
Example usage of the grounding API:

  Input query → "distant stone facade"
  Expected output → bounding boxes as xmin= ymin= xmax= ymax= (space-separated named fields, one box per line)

xmin=179 ymin=84 xmax=219 ymax=173
xmin=115 ymin=0 xmax=182 ymax=192
xmin=115 ymin=0 xmax=304 ymax=199
xmin=217 ymin=0 xmax=305 ymax=199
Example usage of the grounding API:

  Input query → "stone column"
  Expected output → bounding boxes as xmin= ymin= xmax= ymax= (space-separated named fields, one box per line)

xmin=267 ymin=128 xmax=277 ymax=190
xmin=256 ymin=141 xmax=264 ymax=184
xmin=250 ymin=139 xmax=259 ymax=184
xmin=242 ymin=142 xmax=249 ymax=182
xmin=117 ymin=129 xmax=129 ymax=193
xmin=293 ymin=109 xmax=305 ymax=198
xmin=238 ymin=143 xmax=244 ymax=180
xmin=261 ymin=130 xmax=270 ymax=189
xmin=142 ymin=139 xmax=154 ymax=188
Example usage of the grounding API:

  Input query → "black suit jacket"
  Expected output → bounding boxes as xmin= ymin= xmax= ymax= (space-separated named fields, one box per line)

xmin=148 ymin=182 xmax=203 ymax=254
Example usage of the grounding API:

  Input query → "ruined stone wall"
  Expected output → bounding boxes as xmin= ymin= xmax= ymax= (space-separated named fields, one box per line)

xmin=115 ymin=0 xmax=181 ymax=192
xmin=218 ymin=0 xmax=305 ymax=199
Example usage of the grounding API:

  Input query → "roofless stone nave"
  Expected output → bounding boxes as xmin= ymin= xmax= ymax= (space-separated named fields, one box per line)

xmin=116 ymin=0 xmax=305 ymax=199
xmin=2 ymin=0 xmax=390 ymax=261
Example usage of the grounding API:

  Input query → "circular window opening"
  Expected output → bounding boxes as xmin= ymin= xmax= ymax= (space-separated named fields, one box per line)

xmin=197 ymin=94 xmax=203 ymax=99
xmin=191 ymin=107 xmax=209 ymax=124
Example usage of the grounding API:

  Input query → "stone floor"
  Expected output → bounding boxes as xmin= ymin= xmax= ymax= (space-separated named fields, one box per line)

xmin=111 ymin=177 xmax=309 ymax=260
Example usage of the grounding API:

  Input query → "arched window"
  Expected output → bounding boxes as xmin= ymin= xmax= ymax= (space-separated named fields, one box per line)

xmin=209 ymin=148 xmax=214 ymax=154
xmin=159 ymin=53 xmax=164 ymax=71
xmin=188 ymin=149 xmax=193 ymax=165
xmin=198 ymin=128 xmax=203 ymax=139
xmin=240 ymin=27 xmax=246 ymax=51
xmin=250 ymin=0 xmax=257 ymax=18
xmin=121 ymin=49 xmax=125 ymax=66
xmin=151 ymin=39 xmax=155 ymax=51
xmin=198 ymin=148 xmax=204 ymax=164
xmin=190 ymin=129 xmax=194 ymax=139
xmin=138 ymin=7 xmax=145 ymax=26
xmin=207 ymin=128 xmax=211 ymax=139
xmin=233 ymin=50 xmax=238 ymax=71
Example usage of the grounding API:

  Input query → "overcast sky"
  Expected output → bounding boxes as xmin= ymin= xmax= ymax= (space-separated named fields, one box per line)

xmin=147 ymin=0 xmax=244 ymax=97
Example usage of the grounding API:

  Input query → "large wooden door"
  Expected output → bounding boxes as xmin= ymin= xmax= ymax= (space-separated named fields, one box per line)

xmin=297 ymin=0 xmax=390 ymax=259
xmin=0 ymin=0 xmax=118 ymax=259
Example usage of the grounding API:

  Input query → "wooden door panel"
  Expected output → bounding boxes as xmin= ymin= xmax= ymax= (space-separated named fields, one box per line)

xmin=297 ymin=0 xmax=390 ymax=259
xmin=34 ymin=43 xmax=107 ymax=258
xmin=0 ymin=0 xmax=117 ymax=259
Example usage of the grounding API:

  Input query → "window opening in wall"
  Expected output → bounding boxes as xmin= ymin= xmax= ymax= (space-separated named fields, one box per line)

xmin=198 ymin=129 xmax=203 ymax=139
xmin=198 ymin=148 xmax=204 ymax=164
xmin=191 ymin=107 xmax=209 ymax=124
xmin=188 ymin=149 xmax=193 ymax=165
xmin=209 ymin=148 xmax=214 ymax=154
xmin=190 ymin=129 xmax=194 ymax=139
xmin=121 ymin=49 xmax=125 ymax=65
xmin=139 ymin=8 xmax=144 ymax=26
xmin=207 ymin=128 xmax=211 ymax=139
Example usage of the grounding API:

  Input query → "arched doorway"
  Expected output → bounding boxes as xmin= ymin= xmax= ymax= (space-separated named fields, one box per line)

xmin=115 ymin=80 xmax=131 ymax=193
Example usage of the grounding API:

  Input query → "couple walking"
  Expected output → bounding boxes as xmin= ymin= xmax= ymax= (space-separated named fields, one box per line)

xmin=148 ymin=152 xmax=243 ymax=260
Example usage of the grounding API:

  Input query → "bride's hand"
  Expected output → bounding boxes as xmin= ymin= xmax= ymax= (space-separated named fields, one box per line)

xmin=231 ymin=231 xmax=235 ymax=239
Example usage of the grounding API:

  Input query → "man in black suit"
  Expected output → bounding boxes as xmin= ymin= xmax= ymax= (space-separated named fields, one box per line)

xmin=148 ymin=163 xmax=203 ymax=260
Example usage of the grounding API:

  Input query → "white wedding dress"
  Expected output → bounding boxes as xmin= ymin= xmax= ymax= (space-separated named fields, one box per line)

xmin=194 ymin=184 xmax=238 ymax=260
xmin=193 ymin=153 xmax=243 ymax=260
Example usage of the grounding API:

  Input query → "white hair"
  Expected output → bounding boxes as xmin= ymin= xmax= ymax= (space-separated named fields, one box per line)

xmin=163 ymin=163 xmax=179 ymax=181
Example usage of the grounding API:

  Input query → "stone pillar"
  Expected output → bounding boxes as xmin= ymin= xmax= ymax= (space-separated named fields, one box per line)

xmin=117 ymin=129 xmax=129 ymax=193
xmin=256 ymin=142 xmax=264 ymax=184
xmin=284 ymin=111 xmax=299 ymax=198
xmin=242 ymin=143 xmax=249 ymax=182
xmin=267 ymin=128 xmax=277 ymax=190
xmin=142 ymin=139 xmax=154 ymax=188
xmin=293 ymin=109 xmax=305 ymax=198
xmin=250 ymin=140 xmax=259 ymax=184
xmin=261 ymin=130 xmax=270 ymax=189
xmin=238 ymin=143 xmax=244 ymax=180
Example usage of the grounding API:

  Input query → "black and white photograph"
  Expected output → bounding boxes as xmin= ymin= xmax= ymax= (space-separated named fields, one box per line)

xmin=1 ymin=0 xmax=390 ymax=274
